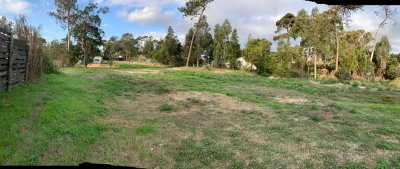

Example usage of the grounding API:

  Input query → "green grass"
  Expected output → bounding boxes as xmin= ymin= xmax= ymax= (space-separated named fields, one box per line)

xmin=1 ymin=63 xmax=399 ymax=168
xmin=159 ymin=103 xmax=173 ymax=112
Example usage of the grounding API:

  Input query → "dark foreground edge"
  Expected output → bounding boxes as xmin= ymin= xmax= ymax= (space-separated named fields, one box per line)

xmin=0 ymin=162 xmax=146 ymax=169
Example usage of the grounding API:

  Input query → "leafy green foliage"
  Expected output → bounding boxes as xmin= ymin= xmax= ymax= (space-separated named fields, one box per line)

xmin=136 ymin=124 xmax=156 ymax=134
xmin=159 ymin=103 xmax=173 ymax=112
xmin=243 ymin=38 xmax=272 ymax=74
xmin=42 ymin=53 xmax=58 ymax=74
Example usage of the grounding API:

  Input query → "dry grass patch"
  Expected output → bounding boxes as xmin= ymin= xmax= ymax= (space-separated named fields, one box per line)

xmin=120 ymin=69 xmax=161 ymax=75
xmin=275 ymin=96 xmax=309 ymax=104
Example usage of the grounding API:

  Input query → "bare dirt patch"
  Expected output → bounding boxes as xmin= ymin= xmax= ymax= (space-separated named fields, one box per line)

xmin=120 ymin=69 xmax=161 ymax=75
xmin=87 ymin=64 xmax=111 ymax=68
xmin=309 ymin=80 xmax=346 ymax=88
xmin=275 ymin=96 xmax=309 ymax=104
xmin=168 ymin=91 xmax=273 ymax=113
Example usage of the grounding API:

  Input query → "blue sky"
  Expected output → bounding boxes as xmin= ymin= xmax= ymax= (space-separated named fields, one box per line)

xmin=1 ymin=0 xmax=399 ymax=53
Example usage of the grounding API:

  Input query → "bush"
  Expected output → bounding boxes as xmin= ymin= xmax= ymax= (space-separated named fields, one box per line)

xmin=391 ymin=78 xmax=400 ymax=89
xmin=335 ymin=70 xmax=352 ymax=81
xmin=366 ymin=62 xmax=375 ymax=80
xmin=385 ymin=59 xmax=400 ymax=80
xmin=42 ymin=54 xmax=58 ymax=74
xmin=351 ymin=81 xmax=360 ymax=88
xmin=159 ymin=103 xmax=173 ymax=112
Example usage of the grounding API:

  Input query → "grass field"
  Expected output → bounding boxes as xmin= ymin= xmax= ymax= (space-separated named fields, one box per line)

xmin=1 ymin=62 xmax=400 ymax=168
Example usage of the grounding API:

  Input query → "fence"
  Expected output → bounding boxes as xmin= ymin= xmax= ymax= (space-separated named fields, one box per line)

xmin=0 ymin=28 xmax=29 ymax=91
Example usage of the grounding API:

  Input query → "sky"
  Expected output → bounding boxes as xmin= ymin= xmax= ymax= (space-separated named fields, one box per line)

xmin=0 ymin=0 xmax=399 ymax=53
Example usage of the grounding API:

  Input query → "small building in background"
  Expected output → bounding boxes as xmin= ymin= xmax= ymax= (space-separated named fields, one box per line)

xmin=93 ymin=56 xmax=103 ymax=64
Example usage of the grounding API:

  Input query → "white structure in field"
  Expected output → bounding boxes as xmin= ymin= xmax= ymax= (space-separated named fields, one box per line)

xmin=237 ymin=57 xmax=257 ymax=71
xmin=93 ymin=56 xmax=103 ymax=64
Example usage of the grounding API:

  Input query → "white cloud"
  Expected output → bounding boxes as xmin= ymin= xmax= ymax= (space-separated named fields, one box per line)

xmin=0 ymin=0 xmax=32 ymax=15
xmin=103 ymin=0 xmax=184 ymax=26
xmin=347 ymin=6 xmax=400 ymax=53
xmin=117 ymin=6 xmax=175 ymax=26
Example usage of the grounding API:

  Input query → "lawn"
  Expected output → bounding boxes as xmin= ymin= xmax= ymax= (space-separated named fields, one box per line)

xmin=1 ymin=62 xmax=399 ymax=168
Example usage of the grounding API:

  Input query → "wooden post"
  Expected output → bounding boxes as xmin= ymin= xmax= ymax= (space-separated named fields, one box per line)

xmin=7 ymin=33 xmax=13 ymax=92
xmin=25 ymin=45 xmax=29 ymax=81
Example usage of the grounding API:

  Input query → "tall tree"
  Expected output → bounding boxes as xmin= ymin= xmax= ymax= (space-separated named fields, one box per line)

xmin=370 ymin=5 xmax=398 ymax=62
xmin=228 ymin=29 xmax=241 ymax=69
xmin=72 ymin=1 xmax=109 ymax=67
xmin=375 ymin=35 xmax=391 ymax=78
xmin=104 ymin=36 xmax=120 ymax=64
xmin=49 ymin=0 xmax=77 ymax=53
xmin=274 ymin=13 xmax=296 ymax=45
xmin=143 ymin=39 xmax=154 ymax=58
xmin=243 ymin=38 xmax=272 ymax=73
xmin=120 ymin=33 xmax=138 ymax=61
xmin=221 ymin=19 xmax=232 ymax=62
xmin=0 ymin=16 xmax=13 ymax=33
xmin=178 ymin=0 xmax=214 ymax=67
xmin=328 ymin=5 xmax=363 ymax=73
xmin=213 ymin=24 xmax=224 ymax=68
xmin=300 ymin=8 xmax=334 ymax=78
xmin=160 ymin=26 xmax=182 ymax=66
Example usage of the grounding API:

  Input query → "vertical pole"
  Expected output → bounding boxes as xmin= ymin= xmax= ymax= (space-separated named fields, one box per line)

xmin=7 ymin=33 xmax=13 ymax=92
xmin=25 ymin=45 xmax=29 ymax=81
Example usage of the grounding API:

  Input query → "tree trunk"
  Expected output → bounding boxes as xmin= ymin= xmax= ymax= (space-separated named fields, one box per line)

xmin=197 ymin=55 xmax=199 ymax=67
xmin=82 ymin=28 xmax=87 ymax=67
xmin=334 ymin=12 xmax=340 ymax=73
xmin=186 ymin=8 xmax=205 ymax=67
xmin=286 ymin=27 xmax=291 ymax=45
xmin=67 ymin=10 xmax=71 ymax=67
xmin=313 ymin=47 xmax=318 ymax=79
xmin=370 ymin=28 xmax=380 ymax=62
xmin=67 ymin=10 xmax=71 ymax=52
xmin=371 ymin=6 xmax=389 ymax=62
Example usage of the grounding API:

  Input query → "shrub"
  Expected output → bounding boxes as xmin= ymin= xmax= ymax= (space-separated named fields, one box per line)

xmin=335 ymin=70 xmax=352 ymax=81
xmin=391 ymin=78 xmax=400 ymax=89
xmin=366 ymin=63 xmax=375 ymax=80
xmin=42 ymin=54 xmax=58 ymax=74
xmin=159 ymin=103 xmax=173 ymax=112
xmin=351 ymin=81 xmax=360 ymax=88
xmin=136 ymin=124 xmax=156 ymax=134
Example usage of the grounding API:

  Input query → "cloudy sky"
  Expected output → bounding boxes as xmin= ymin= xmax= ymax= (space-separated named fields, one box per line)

xmin=0 ymin=0 xmax=399 ymax=53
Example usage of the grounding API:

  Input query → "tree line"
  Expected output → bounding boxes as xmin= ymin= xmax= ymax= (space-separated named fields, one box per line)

xmin=45 ymin=0 xmax=400 ymax=81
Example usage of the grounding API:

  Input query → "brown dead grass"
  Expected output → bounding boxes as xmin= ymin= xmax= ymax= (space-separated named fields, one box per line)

xmin=87 ymin=64 xmax=111 ymax=68
xmin=120 ymin=70 xmax=162 ymax=75
xmin=275 ymin=96 xmax=309 ymax=104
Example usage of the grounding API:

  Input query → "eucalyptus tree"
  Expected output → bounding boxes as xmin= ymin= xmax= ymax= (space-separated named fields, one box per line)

xmin=213 ymin=24 xmax=224 ymax=67
xmin=375 ymin=35 xmax=391 ymax=78
xmin=195 ymin=16 xmax=212 ymax=67
xmin=72 ymin=1 xmax=109 ymax=66
xmin=301 ymin=8 xmax=334 ymax=78
xmin=274 ymin=13 xmax=296 ymax=45
xmin=143 ymin=39 xmax=154 ymax=58
xmin=49 ymin=0 xmax=77 ymax=53
xmin=221 ymin=19 xmax=232 ymax=61
xmin=339 ymin=30 xmax=372 ymax=77
xmin=179 ymin=0 xmax=214 ymax=67
xmin=328 ymin=5 xmax=363 ymax=73
xmin=120 ymin=33 xmax=138 ymax=61
xmin=370 ymin=5 xmax=398 ymax=62
xmin=228 ymin=29 xmax=241 ymax=69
